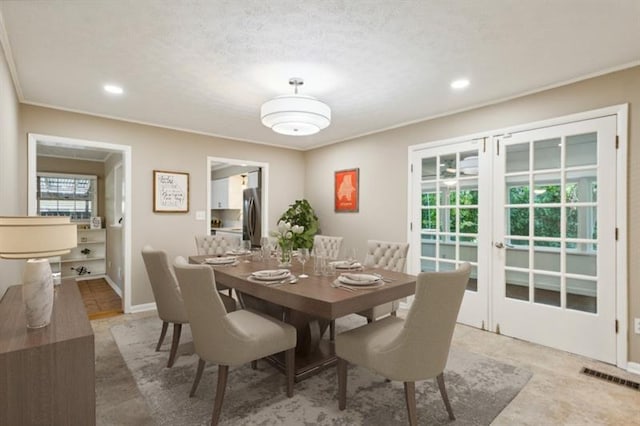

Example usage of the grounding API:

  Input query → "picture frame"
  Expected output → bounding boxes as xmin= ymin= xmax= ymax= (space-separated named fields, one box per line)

xmin=153 ymin=170 xmax=189 ymax=213
xmin=90 ymin=216 xmax=102 ymax=229
xmin=334 ymin=168 xmax=359 ymax=213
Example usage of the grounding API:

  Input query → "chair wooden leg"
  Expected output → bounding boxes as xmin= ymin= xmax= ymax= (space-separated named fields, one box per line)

xmin=156 ymin=321 xmax=168 ymax=351
xmin=251 ymin=360 xmax=258 ymax=370
xmin=437 ymin=372 xmax=455 ymax=420
xmin=329 ymin=320 xmax=336 ymax=342
xmin=190 ymin=358 xmax=206 ymax=397
xmin=404 ymin=381 xmax=417 ymax=426
xmin=337 ymin=357 xmax=347 ymax=410
xmin=367 ymin=317 xmax=373 ymax=324
xmin=390 ymin=310 xmax=397 ymax=317
xmin=285 ymin=348 xmax=295 ymax=397
xmin=211 ymin=365 xmax=228 ymax=426
xmin=167 ymin=323 xmax=182 ymax=368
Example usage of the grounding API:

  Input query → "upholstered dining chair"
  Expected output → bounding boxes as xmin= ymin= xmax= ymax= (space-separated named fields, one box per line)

xmin=173 ymin=257 xmax=297 ymax=426
xmin=141 ymin=246 xmax=236 ymax=368
xmin=336 ymin=263 xmax=471 ymax=425
xmin=194 ymin=234 xmax=241 ymax=294
xmin=356 ymin=240 xmax=410 ymax=322
xmin=312 ymin=234 xmax=343 ymax=259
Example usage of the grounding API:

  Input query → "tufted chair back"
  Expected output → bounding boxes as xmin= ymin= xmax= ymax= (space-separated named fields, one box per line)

xmin=312 ymin=234 xmax=344 ymax=260
xmin=195 ymin=234 xmax=241 ymax=256
xmin=363 ymin=240 xmax=410 ymax=272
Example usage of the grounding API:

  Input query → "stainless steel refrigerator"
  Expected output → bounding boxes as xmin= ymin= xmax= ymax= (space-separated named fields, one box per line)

xmin=242 ymin=187 xmax=262 ymax=247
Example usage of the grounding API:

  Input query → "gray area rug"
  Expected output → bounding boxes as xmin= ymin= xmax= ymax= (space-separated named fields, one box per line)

xmin=111 ymin=315 xmax=531 ymax=425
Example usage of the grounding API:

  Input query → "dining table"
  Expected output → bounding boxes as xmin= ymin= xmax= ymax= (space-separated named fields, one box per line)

xmin=189 ymin=254 xmax=417 ymax=382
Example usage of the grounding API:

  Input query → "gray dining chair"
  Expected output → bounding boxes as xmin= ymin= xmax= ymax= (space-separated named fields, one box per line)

xmin=194 ymin=234 xmax=241 ymax=294
xmin=336 ymin=263 xmax=471 ymax=425
xmin=141 ymin=246 xmax=237 ymax=368
xmin=312 ymin=234 xmax=343 ymax=259
xmin=356 ymin=240 xmax=410 ymax=322
xmin=173 ymin=256 xmax=297 ymax=426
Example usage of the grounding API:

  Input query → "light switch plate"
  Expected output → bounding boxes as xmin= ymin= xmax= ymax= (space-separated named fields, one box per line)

xmin=195 ymin=211 xmax=206 ymax=220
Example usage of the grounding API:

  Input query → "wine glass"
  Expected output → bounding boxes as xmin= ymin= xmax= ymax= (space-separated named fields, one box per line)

xmin=346 ymin=248 xmax=357 ymax=265
xmin=297 ymin=248 xmax=310 ymax=278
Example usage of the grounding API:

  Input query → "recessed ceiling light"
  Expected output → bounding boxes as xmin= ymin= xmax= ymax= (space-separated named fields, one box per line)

xmin=104 ymin=84 xmax=124 ymax=95
xmin=450 ymin=79 xmax=470 ymax=90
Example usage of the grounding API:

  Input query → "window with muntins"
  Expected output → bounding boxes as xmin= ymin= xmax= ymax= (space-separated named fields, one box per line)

xmin=37 ymin=173 xmax=97 ymax=221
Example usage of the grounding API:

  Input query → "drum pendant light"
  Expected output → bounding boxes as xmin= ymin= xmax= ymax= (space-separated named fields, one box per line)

xmin=260 ymin=78 xmax=331 ymax=136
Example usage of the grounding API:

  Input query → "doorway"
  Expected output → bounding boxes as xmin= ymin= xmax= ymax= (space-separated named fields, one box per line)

xmin=27 ymin=133 xmax=133 ymax=313
xmin=409 ymin=106 xmax=627 ymax=366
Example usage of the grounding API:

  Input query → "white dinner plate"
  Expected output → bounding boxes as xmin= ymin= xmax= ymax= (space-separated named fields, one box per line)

xmin=227 ymin=249 xmax=250 ymax=255
xmin=204 ymin=256 xmax=237 ymax=265
xmin=338 ymin=273 xmax=382 ymax=286
xmin=331 ymin=261 xmax=363 ymax=270
xmin=251 ymin=269 xmax=290 ymax=281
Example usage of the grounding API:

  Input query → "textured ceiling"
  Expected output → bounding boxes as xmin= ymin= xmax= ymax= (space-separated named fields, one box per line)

xmin=1 ymin=1 xmax=639 ymax=150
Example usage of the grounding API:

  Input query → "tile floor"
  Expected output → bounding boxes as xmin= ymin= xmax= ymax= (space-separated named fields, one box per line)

xmin=92 ymin=310 xmax=640 ymax=425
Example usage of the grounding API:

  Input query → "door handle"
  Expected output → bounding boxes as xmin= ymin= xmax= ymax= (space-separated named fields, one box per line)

xmin=495 ymin=242 xmax=504 ymax=249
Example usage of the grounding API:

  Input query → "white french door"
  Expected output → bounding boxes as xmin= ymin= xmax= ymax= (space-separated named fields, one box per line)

xmin=410 ymin=138 xmax=490 ymax=328
xmin=492 ymin=116 xmax=617 ymax=363
xmin=410 ymin=114 xmax=619 ymax=364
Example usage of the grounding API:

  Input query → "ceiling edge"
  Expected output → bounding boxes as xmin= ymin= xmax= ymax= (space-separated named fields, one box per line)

xmin=305 ymin=60 xmax=640 ymax=151
xmin=0 ymin=8 xmax=23 ymax=101
xmin=21 ymin=100 xmax=307 ymax=152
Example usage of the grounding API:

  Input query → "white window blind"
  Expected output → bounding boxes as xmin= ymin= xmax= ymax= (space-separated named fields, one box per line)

xmin=37 ymin=173 xmax=97 ymax=221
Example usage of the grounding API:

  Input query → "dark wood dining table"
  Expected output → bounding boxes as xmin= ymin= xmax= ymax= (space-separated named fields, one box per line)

xmin=189 ymin=254 xmax=417 ymax=381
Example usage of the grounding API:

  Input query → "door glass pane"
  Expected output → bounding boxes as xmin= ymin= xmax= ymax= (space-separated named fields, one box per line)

xmin=459 ymin=208 xmax=478 ymax=234
xmin=507 ymin=176 xmax=529 ymax=204
xmin=460 ymin=243 xmax=477 ymax=263
xmin=439 ymin=184 xmax=455 ymax=206
xmin=459 ymin=179 xmax=478 ymax=205
xmin=506 ymin=243 xmax=528 ymax=268
xmin=566 ymin=170 xmax=597 ymax=203
xmin=467 ymin=264 xmax=478 ymax=291
xmin=440 ymin=154 xmax=457 ymax=178
xmin=440 ymin=208 xmax=455 ymax=232
xmin=533 ymin=172 xmax=561 ymax=203
xmin=439 ymin=261 xmax=456 ymax=271
xmin=506 ymin=270 xmax=529 ymax=301
xmin=534 ymin=207 xmax=560 ymax=237
xmin=421 ymin=208 xmax=437 ymax=231
xmin=534 ymin=250 xmax=561 ymax=272
xmin=422 ymin=157 xmax=438 ymax=180
xmin=421 ymin=234 xmax=436 ymax=257
xmin=534 ymin=274 xmax=561 ymax=307
xmin=459 ymin=151 xmax=479 ymax=176
xmin=506 ymin=143 xmax=529 ymax=173
xmin=508 ymin=207 xmax=530 ymax=236
xmin=567 ymin=248 xmax=597 ymax=276
xmin=565 ymin=206 xmax=597 ymax=239
xmin=421 ymin=182 xmax=437 ymax=206
xmin=439 ymin=236 xmax=455 ymax=260
xmin=534 ymin=138 xmax=561 ymax=170
xmin=566 ymin=278 xmax=597 ymax=313
xmin=566 ymin=132 xmax=597 ymax=167
xmin=421 ymin=258 xmax=436 ymax=272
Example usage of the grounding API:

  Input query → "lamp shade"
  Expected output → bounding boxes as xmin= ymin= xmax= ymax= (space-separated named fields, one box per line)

xmin=0 ymin=216 xmax=77 ymax=259
xmin=261 ymin=94 xmax=331 ymax=136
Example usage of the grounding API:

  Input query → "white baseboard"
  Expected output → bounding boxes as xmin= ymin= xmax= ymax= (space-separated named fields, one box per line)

xmin=627 ymin=362 xmax=640 ymax=376
xmin=104 ymin=275 xmax=123 ymax=297
xmin=129 ymin=302 xmax=157 ymax=314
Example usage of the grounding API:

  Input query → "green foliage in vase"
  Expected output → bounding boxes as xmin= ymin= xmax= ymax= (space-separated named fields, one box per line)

xmin=278 ymin=199 xmax=319 ymax=249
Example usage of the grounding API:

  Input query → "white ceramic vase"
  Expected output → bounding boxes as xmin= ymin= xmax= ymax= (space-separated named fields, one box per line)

xmin=22 ymin=259 xmax=54 ymax=329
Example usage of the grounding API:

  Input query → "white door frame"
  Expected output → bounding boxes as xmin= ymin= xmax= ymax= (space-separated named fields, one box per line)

xmin=407 ymin=103 xmax=628 ymax=368
xmin=206 ymin=156 xmax=269 ymax=238
xmin=27 ymin=133 xmax=134 ymax=313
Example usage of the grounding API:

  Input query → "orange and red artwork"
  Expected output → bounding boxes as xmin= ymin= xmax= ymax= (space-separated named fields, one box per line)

xmin=335 ymin=168 xmax=359 ymax=212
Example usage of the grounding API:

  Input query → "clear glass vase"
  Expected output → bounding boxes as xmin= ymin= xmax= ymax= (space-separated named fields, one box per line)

xmin=278 ymin=240 xmax=293 ymax=267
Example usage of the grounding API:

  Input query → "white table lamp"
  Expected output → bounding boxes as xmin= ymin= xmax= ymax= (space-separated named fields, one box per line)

xmin=0 ymin=216 xmax=77 ymax=328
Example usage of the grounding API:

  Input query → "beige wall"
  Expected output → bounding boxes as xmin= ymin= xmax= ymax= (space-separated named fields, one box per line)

xmin=304 ymin=66 xmax=640 ymax=363
xmin=37 ymin=156 xmax=106 ymax=219
xmin=0 ymin=40 xmax=22 ymax=295
xmin=19 ymin=105 xmax=305 ymax=306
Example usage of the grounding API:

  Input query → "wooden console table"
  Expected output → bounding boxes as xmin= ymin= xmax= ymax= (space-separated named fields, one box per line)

xmin=0 ymin=279 xmax=95 ymax=425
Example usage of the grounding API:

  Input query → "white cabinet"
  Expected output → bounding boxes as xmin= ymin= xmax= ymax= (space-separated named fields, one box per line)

xmin=211 ymin=175 xmax=243 ymax=209
xmin=60 ymin=227 xmax=107 ymax=281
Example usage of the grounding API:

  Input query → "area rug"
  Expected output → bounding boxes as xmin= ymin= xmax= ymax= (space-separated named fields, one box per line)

xmin=111 ymin=315 xmax=531 ymax=425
